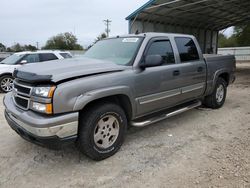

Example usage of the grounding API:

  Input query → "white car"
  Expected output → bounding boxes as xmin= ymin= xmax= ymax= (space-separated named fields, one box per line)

xmin=0 ymin=50 xmax=72 ymax=93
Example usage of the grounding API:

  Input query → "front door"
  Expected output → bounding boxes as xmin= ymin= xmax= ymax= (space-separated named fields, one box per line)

xmin=134 ymin=38 xmax=184 ymax=116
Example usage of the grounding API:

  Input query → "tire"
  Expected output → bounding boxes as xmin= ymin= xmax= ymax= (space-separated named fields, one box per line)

xmin=203 ymin=77 xmax=227 ymax=109
xmin=77 ymin=102 xmax=127 ymax=161
xmin=0 ymin=75 xmax=14 ymax=93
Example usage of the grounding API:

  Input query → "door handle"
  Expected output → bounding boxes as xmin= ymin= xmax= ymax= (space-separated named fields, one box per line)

xmin=173 ymin=70 xmax=180 ymax=76
xmin=197 ymin=67 xmax=203 ymax=72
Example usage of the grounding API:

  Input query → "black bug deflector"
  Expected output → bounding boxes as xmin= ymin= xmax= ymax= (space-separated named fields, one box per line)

xmin=13 ymin=69 xmax=53 ymax=84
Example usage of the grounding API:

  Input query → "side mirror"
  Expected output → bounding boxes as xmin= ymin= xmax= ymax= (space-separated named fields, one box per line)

xmin=140 ymin=55 xmax=163 ymax=69
xmin=19 ymin=60 xmax=27 ymax=65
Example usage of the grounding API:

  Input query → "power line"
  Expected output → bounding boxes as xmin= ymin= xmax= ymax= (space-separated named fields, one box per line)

xmin=103 ymin=19 xmax=112 ymax=37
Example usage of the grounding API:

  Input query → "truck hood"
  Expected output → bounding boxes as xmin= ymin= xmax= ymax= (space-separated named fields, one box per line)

xmin=13 ymin=57 xmax=128 ymax=83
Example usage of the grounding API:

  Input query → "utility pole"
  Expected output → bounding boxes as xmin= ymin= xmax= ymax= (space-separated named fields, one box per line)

xmin=103 ymin=19 xmax=112 ymax=37
xmin=36 ymin=42 xmax=39 ymax=50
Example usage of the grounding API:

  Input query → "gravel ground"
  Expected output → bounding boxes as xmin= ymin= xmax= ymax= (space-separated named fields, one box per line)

xmin=0 ymin=63 xmax=249 ymax=188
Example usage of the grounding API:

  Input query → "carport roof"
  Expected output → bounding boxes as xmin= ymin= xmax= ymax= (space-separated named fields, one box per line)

xmin=126 ymin=0 xmax=250 ymax=31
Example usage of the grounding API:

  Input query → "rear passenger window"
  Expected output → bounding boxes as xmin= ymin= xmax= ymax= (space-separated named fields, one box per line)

xmin=175 ymin=37 xmax=199 ymax=62
xmin=147 ymin=40 xmax=175 ymax=65
xmin=39 ymin=53 xmax=58 ymax=62
xmin=60 ymin=53 xmax=72 ymax=59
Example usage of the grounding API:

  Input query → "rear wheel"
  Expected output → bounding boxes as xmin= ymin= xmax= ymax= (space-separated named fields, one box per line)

xmin=77 ymin=102 xmax=127 ymax=161
xmin=0 ymin=75 xmax=14 ymax=93
xmin=203 ymin=77 xmax=227 ymax=109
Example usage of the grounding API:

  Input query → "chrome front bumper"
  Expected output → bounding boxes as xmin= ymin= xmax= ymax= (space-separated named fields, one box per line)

xmin=3 ymin=92 xmax=79 ymax=139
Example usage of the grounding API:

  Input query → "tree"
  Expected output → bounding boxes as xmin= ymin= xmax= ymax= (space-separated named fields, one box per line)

xmin=0 ymin=43 xmax=6 ymax=52
xmin=218 ymin=33 xmax=238 ymax=48
xmin=10 ymin=43 xmax=23 ymax=52
xmin=95 ymin=33 xmax=107 ymax=43
xmin=6 ymin=43 xmax=37 ymax=52
xmin=218 ymin=24 xmax=250 ymax=48
xmin=86 ymin=33 xmax=107 ymax=50
xmin=43 ymin=32 xmax=83 ymax=50
xmin=24 ymin=45 xmax=37 ymax=51
xmin=233 ymin=25 xmax=250 ymax=47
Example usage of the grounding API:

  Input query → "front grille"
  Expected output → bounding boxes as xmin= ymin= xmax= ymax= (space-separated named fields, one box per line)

xmin=14 ymin=95 xmax=29 ymax=110
xmin=13 ymin=81 xmax=32 ymax=110
xmin=14 ymin=82 xmax=32 ymax=96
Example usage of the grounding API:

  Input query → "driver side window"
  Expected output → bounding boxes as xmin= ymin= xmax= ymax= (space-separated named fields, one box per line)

xmin=22 ymin=54 xmax=40 ymax=63
xmin=147 ymin=40 xmax=175 ymax=65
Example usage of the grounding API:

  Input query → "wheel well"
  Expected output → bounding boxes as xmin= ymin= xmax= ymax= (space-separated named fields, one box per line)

xmin=0 ymin=73 xmax=13 ymax=78
xmin=80 ymin=95 xmax=133 ymax=121
xmin=218 ymin=73 xmax=229 ymax=86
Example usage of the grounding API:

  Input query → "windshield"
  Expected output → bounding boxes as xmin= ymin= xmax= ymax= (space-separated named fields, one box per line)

xmin=84 ymin=37 xmax=143 ymax=65
xmin=0 ymin=54 xmax=24 ymax=65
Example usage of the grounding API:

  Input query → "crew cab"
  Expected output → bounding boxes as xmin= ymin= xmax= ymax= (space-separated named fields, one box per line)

xmin=0 ymin=50 xmax=72 ymax=93
xmin=3 ymin=33 xmax=235 ymax=160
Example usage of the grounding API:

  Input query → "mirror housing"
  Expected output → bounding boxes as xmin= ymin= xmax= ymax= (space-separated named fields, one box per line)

xmin=19 ymin=60 xmax=27 ymax=65
xmin=140 ymin=55 xmax=163 ymax=69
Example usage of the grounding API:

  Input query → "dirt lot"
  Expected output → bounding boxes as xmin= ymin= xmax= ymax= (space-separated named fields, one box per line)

xmin=0 ymin=63 xmax=249 ymax=188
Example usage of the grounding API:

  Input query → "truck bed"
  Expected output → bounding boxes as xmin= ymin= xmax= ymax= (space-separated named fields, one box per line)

xmin=203 ymin=54 xmax=235 ymax=62
xmin=203 ymin=53 xmax=236 ymax=95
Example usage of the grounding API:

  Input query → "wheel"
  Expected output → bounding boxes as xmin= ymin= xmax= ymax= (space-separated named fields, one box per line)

xmin=203 ymin=77 xmax=227 ymax=109
xmin=0 ymin=75 xmax=14 ymax=93
xmin=77 ymin=102 xmax=127 ymax=161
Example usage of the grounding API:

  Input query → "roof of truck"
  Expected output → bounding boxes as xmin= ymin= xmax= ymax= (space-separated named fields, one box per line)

xmin=114 ymin=32 xmax=195 ymax=38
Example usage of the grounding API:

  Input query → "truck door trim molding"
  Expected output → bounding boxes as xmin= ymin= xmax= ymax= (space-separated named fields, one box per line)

xmin=137 ymin=82 xmax=205 ymax=105
xmin=137 ymin=88 xmax=181 ymax=105
xmin=181 ymin=82 xmax=205 ymax=94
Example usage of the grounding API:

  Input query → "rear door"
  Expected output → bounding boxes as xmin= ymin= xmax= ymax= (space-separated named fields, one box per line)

xmin=174 ymin=37 xmax=206 ymax=101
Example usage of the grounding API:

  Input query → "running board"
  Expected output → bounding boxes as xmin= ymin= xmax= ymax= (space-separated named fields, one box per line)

xmin=131 ymin=100 xmax=202 ymax=127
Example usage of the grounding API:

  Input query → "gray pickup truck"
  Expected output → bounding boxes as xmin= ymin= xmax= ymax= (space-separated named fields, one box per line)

xmin=4 ymin=33 xmax=235 ymax=160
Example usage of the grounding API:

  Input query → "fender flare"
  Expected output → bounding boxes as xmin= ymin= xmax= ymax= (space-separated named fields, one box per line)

xmin=211 ymin=68 xmax=230 ymax=91
xmin=73 ymin=86 xmax=136 ymax=116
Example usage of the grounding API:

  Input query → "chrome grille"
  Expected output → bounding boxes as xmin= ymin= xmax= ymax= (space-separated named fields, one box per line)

xmin=13 ymin=81 xmax=32 ymax=110
xmin=13 ymin=95 xmax=29 ymax=110
xmin=13 ymin=81 xmax=32 ymax=96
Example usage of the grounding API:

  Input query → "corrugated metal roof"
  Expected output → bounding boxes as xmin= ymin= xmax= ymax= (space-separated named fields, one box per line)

xmin=126 ymin=0 xmax=250 ymax=30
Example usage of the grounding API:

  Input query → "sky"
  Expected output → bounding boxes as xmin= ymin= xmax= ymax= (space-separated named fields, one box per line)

xmin=0 ymin=0 xmax=148 ymax=48
xmin=0 ymin=0 xmax=234 ymax=49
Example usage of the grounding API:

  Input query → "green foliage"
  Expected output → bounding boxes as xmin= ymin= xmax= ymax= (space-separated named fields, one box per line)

xmin=43 ymin=32 xmax=83 ymax=50
xmin=6 ymin=43 xmax=37 ymax=52
xmin=219 ymin=24 xmax=250 ymax=47
xmin=218 ymin=33 xmax=238 ymax=48
xmin=0 ymin=43 xmax=6 ymax=52
xmin=95 ymin=33 xmax=107 ymax=43
xmin=233 ymin=25 xmax=250 ymax=47
xmin=24 ymin=45 xmax=37 ymax=51
xmin=86 ymin=33 xmax=107 ymax=50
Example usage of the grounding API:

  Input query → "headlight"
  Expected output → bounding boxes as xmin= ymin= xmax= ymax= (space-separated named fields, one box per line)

xmin=32 ymin=86 xmax=56 ymax=98
xmin=31 ymin=102 xmax=53 ymax=114
xmin=31 ymin=86 xmax=55 ymax=114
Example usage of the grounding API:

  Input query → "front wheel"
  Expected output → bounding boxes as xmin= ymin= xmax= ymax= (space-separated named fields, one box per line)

xmin=0 ymin=75 xmax=14 ymax=93
xmin=203 ymin=77 xmax=227 ymax=109
xmin=77 ymin=102 xmax=127 ymax=161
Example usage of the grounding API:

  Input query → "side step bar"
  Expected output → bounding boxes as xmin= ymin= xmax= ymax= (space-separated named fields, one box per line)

xmin=131 ymin=100 xmax=202 ymax=127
